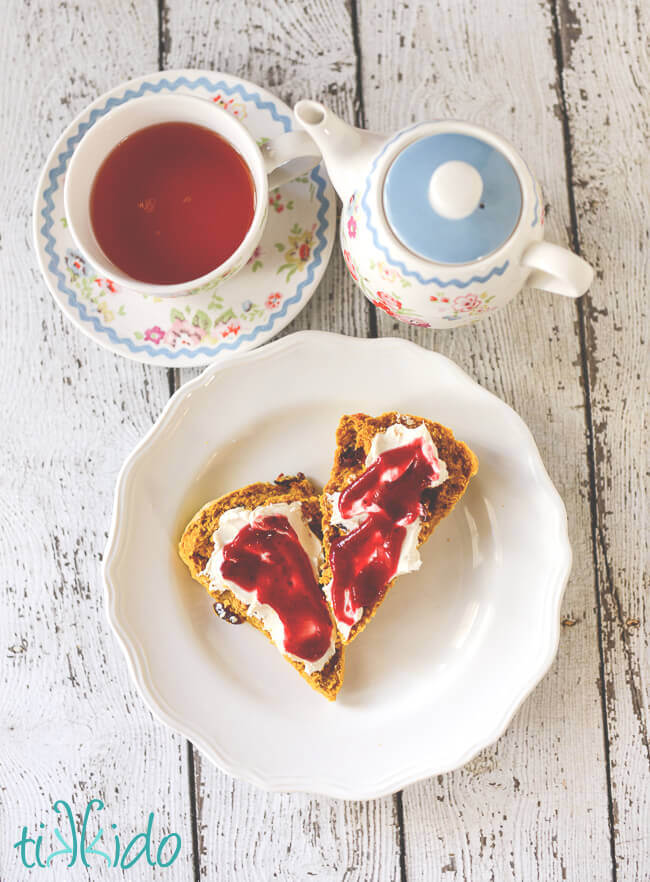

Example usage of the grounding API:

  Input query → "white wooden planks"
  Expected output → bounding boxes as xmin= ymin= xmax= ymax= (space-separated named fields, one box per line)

xmin=558 ymin=0 xmax=650 ymax=876
xmin=1 ymin=0 xmax=646 ymax=878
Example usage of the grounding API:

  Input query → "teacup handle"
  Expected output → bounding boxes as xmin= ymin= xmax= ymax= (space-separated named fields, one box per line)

xmin=521 ymin=241 xmax=594 ymax=298
xmin=260 ymin=131 xmax=322 ymax=191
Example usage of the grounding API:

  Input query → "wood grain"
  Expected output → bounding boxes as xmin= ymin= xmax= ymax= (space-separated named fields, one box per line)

xmin=0 ymin=0 xmax=196 ymax=878
xmin=356 ymin=0 xmax=614 ymax=878
xmin=557 ymin=0 xmax=649 ymax=876
xmin=164 ymin=1 xmax=399 ymax=879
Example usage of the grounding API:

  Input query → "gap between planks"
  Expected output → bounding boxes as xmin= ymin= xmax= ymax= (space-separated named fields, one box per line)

xmin=349 ymin=0 xmax=405 ymax=876
xmin=158 ymin=0 xmax=202 ymax=877
xmin=549 ymin=0 xmax=617 ymax=877
xmin=350 ymin=0 xmax=379 ymax=340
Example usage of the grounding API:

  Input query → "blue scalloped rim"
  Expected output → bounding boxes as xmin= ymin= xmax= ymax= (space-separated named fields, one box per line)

xmin=38 ymin=75 xmax=330 ymax=360
xmin=359 ymin=122 xmax=513 ymax=288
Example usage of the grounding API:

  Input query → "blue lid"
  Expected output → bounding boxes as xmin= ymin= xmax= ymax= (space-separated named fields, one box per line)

xmin=383 ymin=133 xmax=522 ymax=264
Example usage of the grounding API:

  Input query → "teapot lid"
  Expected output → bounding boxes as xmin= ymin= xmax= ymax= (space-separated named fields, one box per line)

xmin=383 ymin=132 xmax=522 ymax=264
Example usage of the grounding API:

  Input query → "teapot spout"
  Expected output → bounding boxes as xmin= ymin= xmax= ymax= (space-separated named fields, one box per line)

xmin=293 ymin=100 xmax=386 ymax=204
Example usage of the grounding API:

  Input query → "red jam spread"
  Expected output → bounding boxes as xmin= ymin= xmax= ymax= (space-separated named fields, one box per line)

xmin=329 ymin=437 xmax=442 ymax=630
xmin=220 ymin=515 xmax=332 ymax=663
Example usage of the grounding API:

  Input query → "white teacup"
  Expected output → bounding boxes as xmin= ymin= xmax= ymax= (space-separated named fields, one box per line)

xmin=64 ymin=94 xmax=321 ymax=297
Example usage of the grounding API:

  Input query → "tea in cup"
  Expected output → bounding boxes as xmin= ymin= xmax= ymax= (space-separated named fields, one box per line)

xmin=64 ymin=94 xmax=321 ymax=297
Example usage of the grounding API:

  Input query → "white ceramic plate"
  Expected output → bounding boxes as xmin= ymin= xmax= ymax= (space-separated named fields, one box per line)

xmin=33 ymin=70 xmax=335 ymax=366
xmin=104 ymin=331 xmax=571 ymax=799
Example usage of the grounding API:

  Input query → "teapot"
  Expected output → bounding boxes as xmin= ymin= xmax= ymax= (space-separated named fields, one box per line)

xmin=293 ymin=100 xmax=593 ymax=328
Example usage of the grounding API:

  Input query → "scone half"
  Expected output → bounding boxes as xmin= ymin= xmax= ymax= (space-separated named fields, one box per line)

xmin=179 ymin=473 xmax=344 ymax=700
xmin=320 ymin=413 xmax=478 ymax=644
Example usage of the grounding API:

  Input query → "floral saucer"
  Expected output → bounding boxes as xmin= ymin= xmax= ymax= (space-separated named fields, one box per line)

xmin=33 ymin=70 xmax=335 ymax=367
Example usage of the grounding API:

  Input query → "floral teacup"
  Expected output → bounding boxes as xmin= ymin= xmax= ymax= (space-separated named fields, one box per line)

xmin=64 ymin=94 xmax=320 ymax=298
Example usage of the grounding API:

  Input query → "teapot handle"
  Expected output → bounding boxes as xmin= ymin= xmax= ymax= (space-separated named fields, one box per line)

xmin=521 ymin=241 xmax=594 ymax=298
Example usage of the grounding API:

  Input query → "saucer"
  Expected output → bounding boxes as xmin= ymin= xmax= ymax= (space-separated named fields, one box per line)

xmin=33 ymin=71 xmax=335 ymax=367
xmin=104 ymin=332 xmax=571 ymax=798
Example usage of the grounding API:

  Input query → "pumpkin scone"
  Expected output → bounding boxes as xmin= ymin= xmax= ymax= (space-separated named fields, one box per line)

xmin=320 ymin=413 xmax=478 ymax=643
xmin=179 ymin=473 xmax=344 ymax=700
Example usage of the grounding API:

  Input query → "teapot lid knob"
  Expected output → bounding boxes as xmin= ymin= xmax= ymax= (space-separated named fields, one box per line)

xmin=383 ymin=132 xmax=522 ymax=265
xmin=428 ymin=161 xmax=483 ymax=219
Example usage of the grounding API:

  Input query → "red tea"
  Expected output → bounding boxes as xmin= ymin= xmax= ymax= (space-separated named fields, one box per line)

xmin=90 ymin=122 xmax=255 ymax=285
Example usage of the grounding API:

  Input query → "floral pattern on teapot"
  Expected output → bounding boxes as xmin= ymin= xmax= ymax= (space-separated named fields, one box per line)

xmin=341 ymin=190 xmax=506 ymax=327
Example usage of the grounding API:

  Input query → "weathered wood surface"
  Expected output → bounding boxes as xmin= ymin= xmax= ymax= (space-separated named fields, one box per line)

xmin=0 ymin=0 xmax=196 ymax=880
xmin=1 ymin=0 xmax=646 ymax=879
xmin=558 ymin=0 xmax=649 ymax=877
